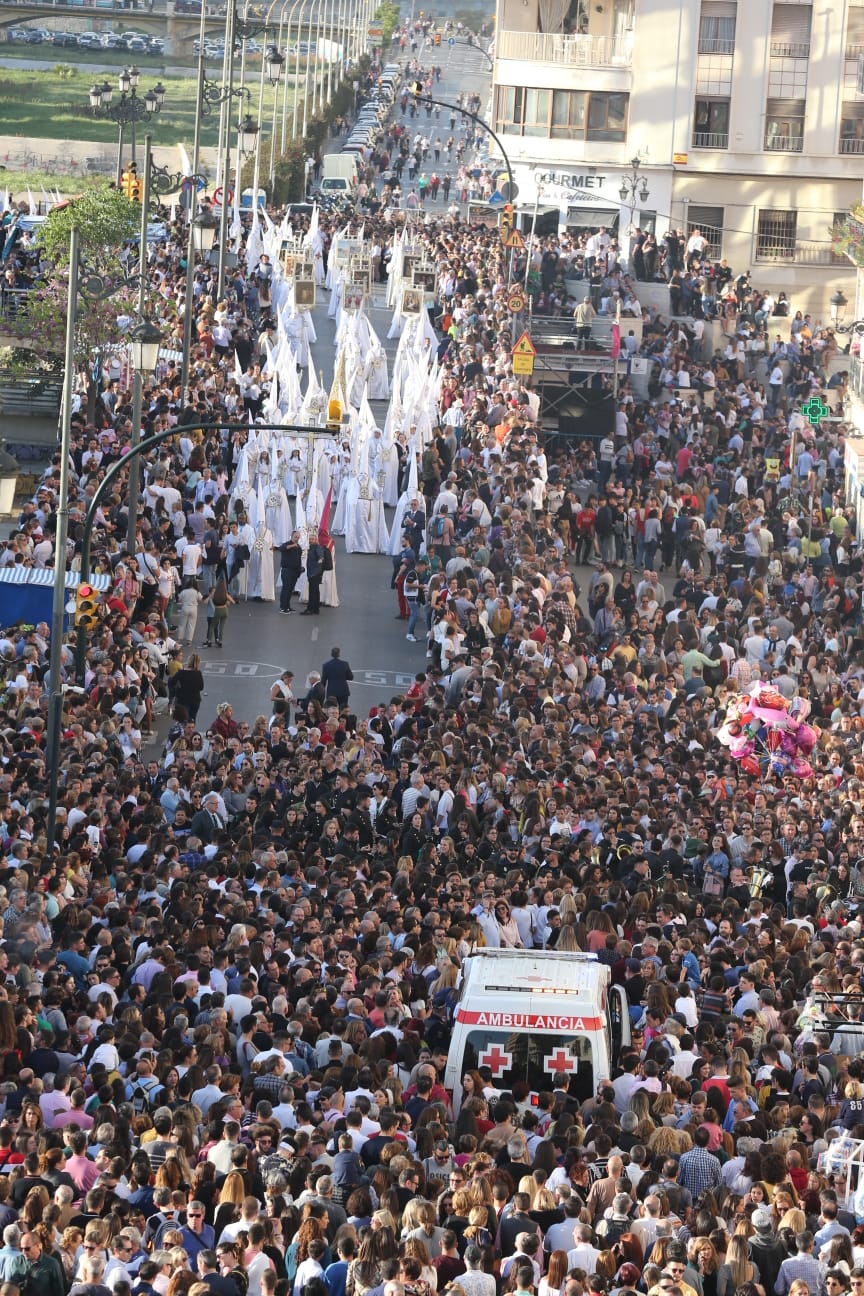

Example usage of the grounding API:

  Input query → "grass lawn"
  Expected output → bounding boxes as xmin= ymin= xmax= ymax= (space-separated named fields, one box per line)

xmin=0 ymin=62 xmax=299 ymax=153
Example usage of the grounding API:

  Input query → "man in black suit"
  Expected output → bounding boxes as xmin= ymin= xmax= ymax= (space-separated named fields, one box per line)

xmin=275 ymin=530 xmax=304 ymax=614
xmin=320 ymin=647 xmax=353 ymax=706
xmin=189 ymin=793 xmax=224 ymax=844
xmin=302 ymin=538 xmax=325 ymax=615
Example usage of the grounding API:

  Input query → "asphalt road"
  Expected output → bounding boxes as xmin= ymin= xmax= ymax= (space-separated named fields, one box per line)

xmin=158 ymin=39 xmax=499 ymax=735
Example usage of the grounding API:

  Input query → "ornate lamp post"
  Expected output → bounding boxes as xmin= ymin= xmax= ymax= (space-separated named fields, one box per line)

xmin=88 ymin=67 xmax=167 ymax=183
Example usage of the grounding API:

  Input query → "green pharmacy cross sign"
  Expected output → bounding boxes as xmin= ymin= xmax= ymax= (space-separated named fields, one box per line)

xmin=801 ymin=395 xmax=830 ymax=428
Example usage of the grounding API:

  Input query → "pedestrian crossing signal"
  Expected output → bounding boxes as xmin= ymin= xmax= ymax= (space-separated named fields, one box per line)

xmin=75 ymin=583 xmax=99 ymax=630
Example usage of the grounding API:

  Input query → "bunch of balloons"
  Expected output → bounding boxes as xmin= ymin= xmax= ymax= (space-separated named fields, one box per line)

xmin=716 ymin=681 xmax=818 ymax=779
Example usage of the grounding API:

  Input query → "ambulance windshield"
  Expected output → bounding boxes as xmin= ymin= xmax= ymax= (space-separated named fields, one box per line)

xmin=461 ymin=1031 xmax=594 ymax=1100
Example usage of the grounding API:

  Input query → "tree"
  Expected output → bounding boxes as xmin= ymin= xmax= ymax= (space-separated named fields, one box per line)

xmin=10 ymin=184 xmax=147 ymax=421
xmin=831 ymin=205 xmax=864 ymax=268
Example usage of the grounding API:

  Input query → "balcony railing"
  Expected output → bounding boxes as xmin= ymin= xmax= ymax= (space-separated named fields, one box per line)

xmin=692 ymin=130 xmax=729 ymax=148
xmin=697 ymin=37 xmax=735 ymax=54
xmin=496 ymin=28 xmax=633 ymax=66
xmin=764 ymin=125 xmax=805 ymax=151
xmin=769 ymin=40 xmax=810 ymax=56
xmin=840 ymin=136 xmax=864 ymax=153
xmin=754 ymin=241 xmax=841 ymax=264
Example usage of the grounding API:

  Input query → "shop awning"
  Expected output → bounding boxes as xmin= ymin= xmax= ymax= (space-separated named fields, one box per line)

xmin=565 ymin=207 xmax=619 ymax=228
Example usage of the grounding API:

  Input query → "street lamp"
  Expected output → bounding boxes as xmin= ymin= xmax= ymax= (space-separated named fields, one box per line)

xmin=128 ymin=317 xmax=163 ymax=375
xmin=88 ymin=67 xmax=169 ymax=183
xmin=830 ymin=289 xmax=849 ymax=326
xmin=265 ymin=44 xmax=285 ymax=84
xmin=618 ymin=154 xmax=650 ymax=230
xmin=192 ymin=207 xmax=219 ymax=255
xmin=238 ymin=113 xmax=260 ymax=156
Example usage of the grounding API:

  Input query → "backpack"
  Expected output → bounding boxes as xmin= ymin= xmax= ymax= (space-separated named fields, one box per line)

xmin=130 ymin=1080 xmax=157 ymax=1115
xmin=322 ymin=546 xmax=334 ymax=571
xmin=432 ymin=515 xmax=445 ymax=539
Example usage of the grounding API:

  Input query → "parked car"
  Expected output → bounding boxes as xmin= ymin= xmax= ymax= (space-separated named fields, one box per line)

xmin=51 ymin=32 xmax=79 ymax=47
xmin=125 ymin=37 xmax=148 ymax=51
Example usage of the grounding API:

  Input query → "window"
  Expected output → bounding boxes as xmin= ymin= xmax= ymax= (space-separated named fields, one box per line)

xmin=764 ymin=98 xmax=805 ymax=151
xmin=498 ymin=86 xmax=550 ymax=137
xmin=692 ymin=98 xmax=730 ymax=148
xmin=497 ymin=87 xmax=627 ymax=141
xmin=460 ymin=1030 xmax=595 ymax=1104
xmin=756 ymin=209 xmax=797 ymax=261
xmin=699 ymin=1 xmax=736 ymax=54
xmin=687 ymin=205 xmax=724 ymax=259
xmin=587 ymin=91 xmax=628 ymax=140
xmin=770 ymin=2 xmax=811 ymax=57
xmin=551 ymin=89 xmax=586 ymax=138
xmin=841 ymin=101 xmax=864 ymax=153
xmin=847 ymin=8 xmax=864 ymax=57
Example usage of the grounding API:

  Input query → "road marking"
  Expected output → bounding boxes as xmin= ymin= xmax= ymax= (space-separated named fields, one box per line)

xmin=311 ymin=627 xmax=319 ymax=641
xmin=200 ymin=659 xmax=286 ymax=679
xmin=351 ymin=668 xmax=418 ymax=688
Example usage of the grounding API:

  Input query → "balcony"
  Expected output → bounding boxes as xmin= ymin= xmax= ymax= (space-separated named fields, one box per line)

xmin=697 ymin=37 xmax=735 ymax=54
xmin=764 ymin=124 xmax=805 ymax=151
xmin=769 ymin=41 xmax=811 ymax=56
xmin=841 ymin=136 xmax=864 ymax=153
xmin=692 ymin=130 xmax=729 ymax=148
xmin=496 ymin=29 xmax=633 ymax=67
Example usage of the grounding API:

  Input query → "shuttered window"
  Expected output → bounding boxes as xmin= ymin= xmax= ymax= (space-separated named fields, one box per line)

xmin=770 ymin=3 xmax=811 ymax=56
xmin=699 ymin=1 xmax=736 ymax=53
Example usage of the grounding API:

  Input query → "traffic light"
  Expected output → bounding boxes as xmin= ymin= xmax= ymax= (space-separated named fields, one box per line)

xmin=435 ymin=31 xmax=441 ymax=45
xmin=75 ymin=583 xmax=99 ymax=631
xmin=121 ymin=165 xmax=142 ymax=202
xmin=412 ymin=79 xmax=424 ymax=99
xmin=501 ymin=202 xmax=514 ymax=241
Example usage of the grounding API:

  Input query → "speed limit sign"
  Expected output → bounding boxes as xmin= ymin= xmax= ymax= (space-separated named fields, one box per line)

xmin=507 ymin=289 xmax=526 ymax=312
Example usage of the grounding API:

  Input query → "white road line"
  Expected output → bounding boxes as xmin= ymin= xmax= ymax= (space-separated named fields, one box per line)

xmin=311 ymin=627 xmax=319 ymax=640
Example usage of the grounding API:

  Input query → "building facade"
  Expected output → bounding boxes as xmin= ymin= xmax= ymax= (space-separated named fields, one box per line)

xmin=491 ymin=0 xmax=864 ymax=313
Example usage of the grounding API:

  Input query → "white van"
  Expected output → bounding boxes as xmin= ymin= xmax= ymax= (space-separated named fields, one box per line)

xmin=444 ymin=949 xmax=631 ymax=1114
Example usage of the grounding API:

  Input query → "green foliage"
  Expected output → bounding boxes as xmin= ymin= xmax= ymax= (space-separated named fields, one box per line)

xmin=241 ymin=140 xmax=306 ymax=205
xmin=37 ymin=183 xmax=139 ymax=269
xmin=831 ymin=205 xmax=864 ymax=268
xmin=375 ymin=0 xmax=401 ymax=43
xmin=53 ymin=64 xmax=77 ymax=80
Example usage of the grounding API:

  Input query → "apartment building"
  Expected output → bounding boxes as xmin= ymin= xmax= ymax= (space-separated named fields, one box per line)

xmin=491 ymin=0 xmax=863 ymax=313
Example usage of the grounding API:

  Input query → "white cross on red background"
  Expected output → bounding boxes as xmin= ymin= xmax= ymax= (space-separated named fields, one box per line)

xmin=545 ymin=1047 xmax=577 ymax=1075
xmin=478 ymin=1045 xmax=513 ymax=1077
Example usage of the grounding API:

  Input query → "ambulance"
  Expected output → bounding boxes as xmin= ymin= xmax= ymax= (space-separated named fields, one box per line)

xmin=444 ymin=949 xmax=631 ymax=1114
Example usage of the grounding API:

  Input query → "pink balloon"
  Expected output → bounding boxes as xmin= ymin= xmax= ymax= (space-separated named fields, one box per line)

xmin=790 ymin=757 xmax=814 ymax=778
xmin=730 ymin=737 xmax=755 ymax=758
xmin=750 ymin=705 xmax=792 ymax=727
xmin=781 ymin=732 xmax=799 ymax=756
xmin=795 ymin=723 xmax=818 ymax=753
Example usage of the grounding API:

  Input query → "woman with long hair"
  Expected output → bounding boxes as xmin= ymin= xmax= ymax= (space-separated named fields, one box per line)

xmin=538 ymin=1250 xmax=568 ymax=1296
xmin=716 ymin=1234 xmax=760 ymax=1296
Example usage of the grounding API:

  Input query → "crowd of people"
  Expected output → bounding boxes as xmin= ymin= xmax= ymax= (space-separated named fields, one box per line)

xmin=0 ymin=32 xmax=860 ymax=1296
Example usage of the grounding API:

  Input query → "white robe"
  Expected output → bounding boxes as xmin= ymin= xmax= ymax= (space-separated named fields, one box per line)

xmin=264 ymin=486 xmax=292 ymax=547
xmin=246 ymin=526 xmax=276 ymax=600
xmin=344 ymin=475 xmax=390 ymax=554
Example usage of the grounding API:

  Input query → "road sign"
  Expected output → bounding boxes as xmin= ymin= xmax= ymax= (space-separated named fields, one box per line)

xmin=487 ymin=191 xmax=504 ymax=206
xmin=507 ymin=289 xmax=526 ymax=313
xmin=213 ymin=185 xmax=234 ymax=206
xmin=498 ymin=180 xmax=519 ymax=201
xmin=502 ymin=228 xmax=525 ymax=250
xmin=513 ymin=331 xmax=536 ymax=357
xmin=448 ymin=35 xmax=455 ymax=44
xmin=512 ymin=353 xmax=534 ymax=375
